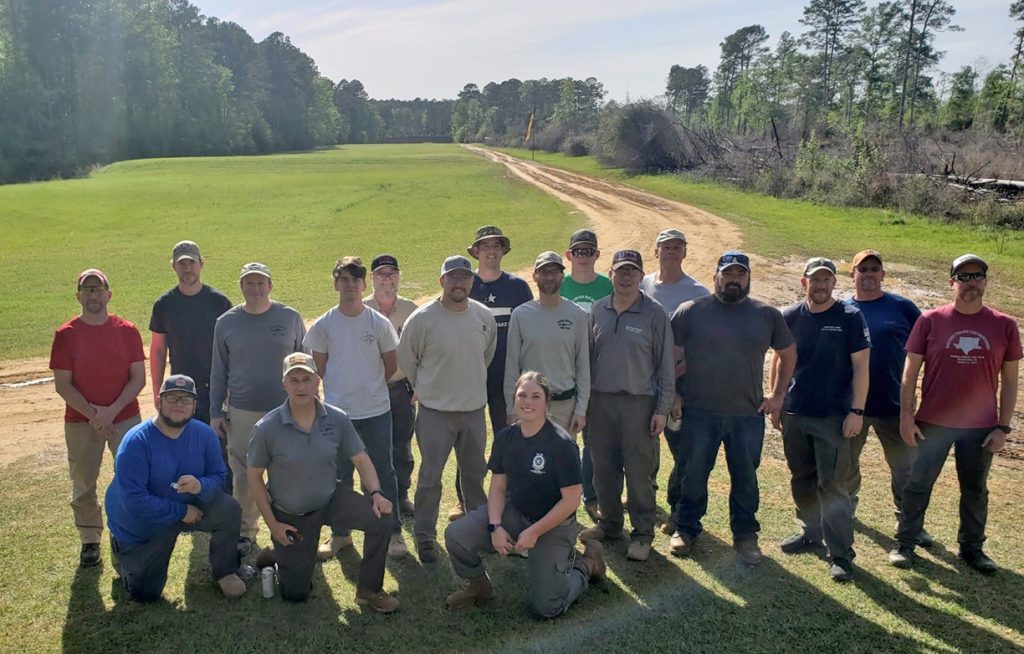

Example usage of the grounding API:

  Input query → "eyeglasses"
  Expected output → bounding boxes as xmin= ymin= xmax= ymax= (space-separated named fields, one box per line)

xmin=953 ymin=272 xmax=987 ymax=282
xmin=161 ymin=395 xmax=196 ymax=406
xmin=570 ymin=248 xmax=597 ymax=258
xmin=78 ymin=286 xmax=107 ymax=295
xmin=856 ymin=265 xmax=882 ymax=273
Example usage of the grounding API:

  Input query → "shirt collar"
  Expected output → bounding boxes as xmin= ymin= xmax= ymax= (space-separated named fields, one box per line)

xmin=279 ymin=397 xmax=328 ymax=429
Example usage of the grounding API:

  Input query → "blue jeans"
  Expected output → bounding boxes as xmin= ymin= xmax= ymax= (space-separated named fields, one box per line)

xmin=335 ymin=411 xmax=400 ymax=536
xmin=675 ymin=408 xmax=764 ymax=543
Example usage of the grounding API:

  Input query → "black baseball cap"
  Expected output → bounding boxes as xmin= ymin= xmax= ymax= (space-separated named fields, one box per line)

xmin=611 ymin=250 xmax=644 ymax=271
xmin=371 ymin=254 xmax=400 ymax=272
xmin=717 ymin=251 xmax=750 ymax=272
xmin=569 ymin=229 xmax=598 ymax=248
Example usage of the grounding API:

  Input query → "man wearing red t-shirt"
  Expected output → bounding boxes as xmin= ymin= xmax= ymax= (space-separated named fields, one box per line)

xmin=890 ymin=254 xmax=1021 ymax=574
xmin=50 ymin=269 xmax=146 ymax=568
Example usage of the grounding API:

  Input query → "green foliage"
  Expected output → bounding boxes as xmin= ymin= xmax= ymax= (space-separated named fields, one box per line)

xmin=793 ymin=127 xmax=887 ymax=205
xmin=943 ymin=66 xmax=977 ymax=131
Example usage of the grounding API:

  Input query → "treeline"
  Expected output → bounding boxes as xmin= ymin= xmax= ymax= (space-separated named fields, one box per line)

xmin=0 ymin=0 xmax=446 ymax=183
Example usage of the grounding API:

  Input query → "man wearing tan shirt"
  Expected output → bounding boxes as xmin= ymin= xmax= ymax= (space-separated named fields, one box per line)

xmin=398 ymin=255 xmax=497 ymax=563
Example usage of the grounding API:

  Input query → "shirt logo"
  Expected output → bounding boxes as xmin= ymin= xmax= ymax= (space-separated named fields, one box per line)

xmin=486 ymin=293 xmax=496 ymax=303
xmin=269 ymin=325 xmax=288 ymax=336
xmin=530 ymin=453 xmax=546 ymax=475
xmin=625 ymin=325 xmax=643 ymax=334
xmin=945 ymin=330 xmax=990 ymax=364
xmin=361 ymin=331 xmax=376 ymax=344
xmin=954 ymin=336 xmax=981 ymax=355
xmin=557 ymin=319 xmax=574 ymax=331
xmin=821 ymin=325 xmax=843 ymax=333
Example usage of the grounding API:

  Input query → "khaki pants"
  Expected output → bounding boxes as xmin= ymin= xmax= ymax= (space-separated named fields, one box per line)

xmin=65 ymin=415 xmax=141 ymax=543
xmin=224 ymin=406 xmax=266 ymax=539
xmin=548 ymin=398 xmax=577 ymax=433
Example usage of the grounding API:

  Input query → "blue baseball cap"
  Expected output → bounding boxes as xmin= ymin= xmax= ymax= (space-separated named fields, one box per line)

xmin=160 ymin=374 xmax=197 ymax=396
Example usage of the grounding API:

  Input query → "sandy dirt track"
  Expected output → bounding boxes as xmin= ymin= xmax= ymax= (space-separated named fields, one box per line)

xmin=1 ymin=148 xmax=1020 ymax=467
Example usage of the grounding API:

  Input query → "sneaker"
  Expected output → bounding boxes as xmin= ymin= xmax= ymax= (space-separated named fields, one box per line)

xmin=399 ymin=497 xmax=415 ymax=516
xmin=254 ymin=547 xmax=276 ymax=569
xmin=830 ymin=558 xmax=853 ymax=583
xmin=237 ymin=537 xmax=254 ymax=557
xmin=388 ymin=532 xmax=409 ymax=559
xmin=583 ymin=501 xmax=602 ymax=523
xmin=626 ymin=540 xmax=652 ymax=562
xmin=660 ymin=515 xmax=677 ymax=536
xmin=670 ymin=532 xmax=694 ymax=558
xmin=916 ymin=529 xmax=935 ymax=549
xmin=959 ymin=550 xmax=998 ymax=575
xmin=888 ymin=546 xmax=914 ymax=569
xmin=416 ymin=540 xmax=438 ymax=564
xmin=79 ymin=543 xmax=101 ymax=568
xmin=779 ymin=532 xmax=824 ymax=554
xmin=217 ymin=573 xmax=247 ymax=598
xmin=734 ymin=539 xmax=762 ymax=567
xmin=355 ymin=588 xmax=400 ymax=613
xmin=580 ymin=540 xmax=606 ymax=581
xmin=235 ymin=564 xmax=257 ymax=582
xmin=447 ymin=503 xmax=466 ymax=522
xmin=445 ymin=574 xmax=495 ymax=610
xmin=317 ymin=535 xmax=354 ymax=561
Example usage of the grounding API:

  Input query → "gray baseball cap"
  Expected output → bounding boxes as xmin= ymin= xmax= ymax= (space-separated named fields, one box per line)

xmin=239 ymin=262 xmax=271 ymax=280
xmin=440 ymin=255 xmax=473 ymax=276
xmin=534 ymin=251 xmax=565 ymax=271
xmin=950 ymin=253 xmax=988 ymax=276
xmin=172 ymin=240 xmax=201 ymax=263
xmin=655 ymin=228 xmax=687 ymax=245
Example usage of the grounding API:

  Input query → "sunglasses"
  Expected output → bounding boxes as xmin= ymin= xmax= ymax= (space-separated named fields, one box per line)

xmin=953 ymin=272 xmax=987 ymax=282
xmin=570 ymin=247 xmax=597 ymax=258
xmin=856 ymin=265 xmax=882 ymax=273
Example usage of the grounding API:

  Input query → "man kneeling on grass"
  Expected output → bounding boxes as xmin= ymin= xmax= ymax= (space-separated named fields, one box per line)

xmin=106 ymin=375 xmax=250 ymax=602
xmin=444 ymin=372 xmax=604 ymax=618
xmin=247 ymin=353 xmax=399 ymax=611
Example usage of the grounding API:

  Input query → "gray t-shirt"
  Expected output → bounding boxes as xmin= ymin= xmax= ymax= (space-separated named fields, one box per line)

xmin=248 ymin=399 xmax=364 ymax=514
xmin=640 ymin=272 xmax=709 ymax=315
xmin=209 ymin=302 xmax=306 ymax=418
xmin=671 ymin=295 xmax=793 ymax=416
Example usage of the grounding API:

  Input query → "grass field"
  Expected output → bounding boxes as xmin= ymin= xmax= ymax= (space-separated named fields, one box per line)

xmin=497 ymin=147 xmax=1024 ymax=317
xmin=0 ymin=144 xmax=580 ymax=359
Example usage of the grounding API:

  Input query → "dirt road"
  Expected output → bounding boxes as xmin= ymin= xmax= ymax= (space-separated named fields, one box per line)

xmin=1 ymin=148 xmax=1020 ymax=467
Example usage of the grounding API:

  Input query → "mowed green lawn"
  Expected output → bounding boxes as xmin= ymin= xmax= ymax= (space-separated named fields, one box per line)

xmin=0 ymin=144 xmax=580 ymax=359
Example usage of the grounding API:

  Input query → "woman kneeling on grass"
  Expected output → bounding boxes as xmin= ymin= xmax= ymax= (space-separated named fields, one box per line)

xmin=444 ymin=371 xmax=605 ymax=618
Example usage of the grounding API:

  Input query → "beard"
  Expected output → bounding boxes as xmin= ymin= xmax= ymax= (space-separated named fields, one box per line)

xmin=716 ymin=280 xmax=750 ymax=303
xmin=158 ymin=408 xmax=191 ymax=429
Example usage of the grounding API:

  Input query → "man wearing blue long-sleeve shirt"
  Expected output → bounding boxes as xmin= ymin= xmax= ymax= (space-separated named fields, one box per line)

xmin=106 ymin=375 xmax=248 ymax=601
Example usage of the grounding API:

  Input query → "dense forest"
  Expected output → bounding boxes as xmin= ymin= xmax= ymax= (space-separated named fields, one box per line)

xmin=3 ymin=0 xmax=1024 ymax=229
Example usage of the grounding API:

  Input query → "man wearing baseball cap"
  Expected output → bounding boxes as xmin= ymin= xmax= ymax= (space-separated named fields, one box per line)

xmin=50 ymin=268 xmax=146 ymax=567
xmin=106 ymin=375 xmax=250 ymax=601
xmin=504 ymin=251 xmax=590 ymax=433
xmin=209 ymin=262 xmax=306 ymax=556
xmin=365 ymin=254 xmax=420 ymax=518
xmin=669 ymin=251 xmax=795 ymax=566
xmin=459 ymin=226 xmax=533 ymax=520
xmin=247 ymin=354 xmax=398 ymax=610
xmin=398 ymin=255 xmax=497 ymax=563
xmin=639 ymin=228 xmax=710 ymax=534
xmin=774 ymin=257 xmax=870 ymax=583
xmin=579 ymin=250 xmax=675 ymax=562
xmin=890 ymin=254 xmax=1021 ymax=574
xmin=561 ymin=228 xmax=613 ymax=522
xmin=843 ymin=250 xmax=930 ymax=546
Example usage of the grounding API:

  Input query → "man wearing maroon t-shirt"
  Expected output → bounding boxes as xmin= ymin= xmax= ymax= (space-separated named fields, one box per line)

xmin=890 ymin=254 xmax=1021 ymax=574
xmin=50 ymin=269 xmax=146 ymax=568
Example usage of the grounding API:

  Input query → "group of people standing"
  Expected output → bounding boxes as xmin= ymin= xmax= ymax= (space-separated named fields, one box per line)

xmin=49 ymin=224 xmax=1019 ymax=617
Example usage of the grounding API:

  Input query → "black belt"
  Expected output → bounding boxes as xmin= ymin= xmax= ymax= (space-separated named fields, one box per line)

xmin=551 ymin=388 xmax=576 ymax=402
xmin=272 ymin=503 xmax=318 ymax=518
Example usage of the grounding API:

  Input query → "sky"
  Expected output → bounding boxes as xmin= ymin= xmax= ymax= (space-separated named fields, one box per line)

xmin=195 ymin=0 xmax=1021 ymax=101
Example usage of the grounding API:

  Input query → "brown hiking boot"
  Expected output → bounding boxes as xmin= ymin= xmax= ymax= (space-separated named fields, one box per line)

xmin=317 ymin=534 xmax=353 ymax=561
xmin=580 ymin=540 xmax=606 ymax=581
xmin=355 ymin=588 xmax=400 ymax=613
xmin=660 ymin=515 xmax=677 ymax=536
xmin=217 ymin=573 xmax=247 ymax=599
xmin=583 ymin=501 xmax=602 ymax=523
xmin=447 ymin=503 xmax=466 ymax=521
xmin=446 ymin=574 xmax=495 ymax=610
xmin=670 ymin=531 xmax=694 ymax=557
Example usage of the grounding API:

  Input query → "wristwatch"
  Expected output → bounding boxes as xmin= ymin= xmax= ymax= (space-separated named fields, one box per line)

xmin=996 ymin=424 xmax=1012 ymax=435
xmin=849 ymin=408 xmax=865 ymax=416
xmin=369 ymin=489 xmax=384 ymax=498
xmin=487 ymin=523 xmax=502 ymax=533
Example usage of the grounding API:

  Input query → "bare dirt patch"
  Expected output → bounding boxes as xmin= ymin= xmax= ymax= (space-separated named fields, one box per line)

xmin=1 ymin=149 xmax=1020 ymax=468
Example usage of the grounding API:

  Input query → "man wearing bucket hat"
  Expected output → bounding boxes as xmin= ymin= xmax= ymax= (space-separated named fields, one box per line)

xmin=209 ymin=262 xmax=306 ymax=556
xmin=454 ymin=225 xmax=533 ymax=521
xmin=889 ymin=254 xmax=1021 ymax=574
xmin=504 ymin=251 xmax=590 ymax=433
xmin=579 ymin=250 xmax=675 ymax=562
xmin=669 ymin=251 xmax=795 ymax=566
xmin=398 ymin=255 xmax=497 ymax=563
xmin=106 ymin=374 xmax=249 ymax=601
xmin=775 ymin=257 xmax=870 ymax=583
xmin=51 ymin=268 xmax=146 ymax=568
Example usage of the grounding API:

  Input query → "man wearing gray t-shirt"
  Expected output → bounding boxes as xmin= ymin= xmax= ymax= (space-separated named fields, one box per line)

xmin=209 ymin=262 xmax=306 ymax=556
xmin=247 ymin=353 xmax=398 ymax=611
xmin=639 ymin=228 xmax=710 ymax=534
xmin=669 ymin=251 xmax=796 ymax=567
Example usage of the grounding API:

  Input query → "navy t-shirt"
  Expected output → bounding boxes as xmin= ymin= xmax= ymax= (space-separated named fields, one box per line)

xmin=488 ymin=420 xmax=581 ymax=522
xmin=149 ymin=285 xmax=232 ymax=386
xmin=471 ymin=272 xmax=533 ymax=386
xmin=845 ymin=293 xmax=921 ymax=417
xmin=783 ymin=300 xmax=871 ymax=418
